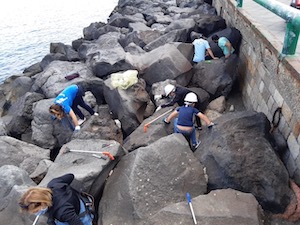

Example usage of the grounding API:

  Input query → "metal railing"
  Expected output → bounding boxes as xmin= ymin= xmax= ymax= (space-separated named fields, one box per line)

xmin=236 ymin=0 xmax=300 ymax=55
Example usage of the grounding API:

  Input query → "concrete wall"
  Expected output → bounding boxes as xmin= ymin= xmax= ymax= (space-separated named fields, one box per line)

xmin=212 ymin=0 xmax=300 ymax=181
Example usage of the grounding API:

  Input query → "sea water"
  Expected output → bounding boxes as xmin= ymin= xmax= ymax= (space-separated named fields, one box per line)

xmin=0 ymin=0 xmax=118 ymax=83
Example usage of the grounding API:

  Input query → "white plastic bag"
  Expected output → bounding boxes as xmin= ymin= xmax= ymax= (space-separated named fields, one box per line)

xmin=111 ymin=70 xmax=138 ymax=89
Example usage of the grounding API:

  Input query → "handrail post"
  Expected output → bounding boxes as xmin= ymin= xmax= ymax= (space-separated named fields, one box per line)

xmin=283 ymin=21 xmax=300 ymax=55
xmin=253 ymin=0 xmax=300 ymax=55
xmin=236 ymin=0 xmax=243 ymax=7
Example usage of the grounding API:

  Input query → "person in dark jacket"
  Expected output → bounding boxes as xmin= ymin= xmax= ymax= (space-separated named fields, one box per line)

xmin=19 ymin=173 xmax=94 ymax=225
xmin=157 ymin=84 xmax=203 ymax=129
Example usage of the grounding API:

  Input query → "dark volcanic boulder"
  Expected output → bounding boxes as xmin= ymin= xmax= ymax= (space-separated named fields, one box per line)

xmin=99 ymin=134 xmax=207 ymax=225
xmin=191 ymin=55 xmax=239 ymax=98
xmin=194 ymin=111 xmax=294 ymax=213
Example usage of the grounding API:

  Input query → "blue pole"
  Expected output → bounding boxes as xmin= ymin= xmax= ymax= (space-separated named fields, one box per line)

xmin=186 ymin=192 xmax=198 ymax=225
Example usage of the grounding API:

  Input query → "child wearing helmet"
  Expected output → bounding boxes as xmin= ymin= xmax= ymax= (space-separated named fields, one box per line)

xmin=163 ymin=92 xmax=214 ymax=151
xmin=158 ymin=84 xmax=202 ymax=129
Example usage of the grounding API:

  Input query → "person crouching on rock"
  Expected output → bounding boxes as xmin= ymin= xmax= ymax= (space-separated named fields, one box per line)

xmin=49 ymin=84 xmax=98 ymax=131
xmin=163 ymin=92 xmax=215 ymax=151
xmin=19 ymin=173 xmax=94 ymax=225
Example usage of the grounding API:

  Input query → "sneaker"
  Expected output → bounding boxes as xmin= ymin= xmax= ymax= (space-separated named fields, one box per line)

xmin=94 ymin=112 xmax=99 ymax=116
xmin=196 ymin=126 xmax=202 ymax=130
xmin=193 ymin=141 xmax=201 ymax=149
xmin=78 ymin=118 xmax=86 ymax=126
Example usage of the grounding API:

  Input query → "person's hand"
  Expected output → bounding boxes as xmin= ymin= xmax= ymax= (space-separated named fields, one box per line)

xmin=155 ymin=105 xmax=162 ymax=112
xmin=74 ymin=125 xmax=81 ymax=131
xmin=114 ymin=119 xmax=121 ymax=129
xmin=208 ymin=122 xmax=215 ymax=128
xmin=154 ymin=94 xmax=162 ymax=101
xmin=163 ymin=118 xmax=170 ymax=124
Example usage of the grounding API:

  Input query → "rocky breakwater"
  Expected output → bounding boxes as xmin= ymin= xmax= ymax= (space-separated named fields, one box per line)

xmin=0 ymin=0 xmax=298 ymax=224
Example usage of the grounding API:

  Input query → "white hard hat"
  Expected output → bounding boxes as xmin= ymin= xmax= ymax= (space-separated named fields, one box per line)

xmin=184 ymin=92 xmax=198 ymax=103
xmin=164 ymin=84 xmax=175 ymax=96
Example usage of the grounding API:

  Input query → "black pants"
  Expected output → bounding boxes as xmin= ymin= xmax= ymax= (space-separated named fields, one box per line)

xmin=72 ymin=85 xmax=95 ymax=119
xmin=194 ymin=102 xmax=202 ymax=128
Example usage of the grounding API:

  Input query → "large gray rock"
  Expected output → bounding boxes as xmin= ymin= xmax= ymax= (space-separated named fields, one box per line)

xmin=194 ymin=15 xmax=226 ymax=37
xmin=119 ymin=29 xmax=161 ymax=49
xmin=31 ymin=98 xmax=72 ymax=149
xmin=0 ymin=165 xmax=38 ymax=225
xmin=123 ymin=106 xmax=175 ymax=152
xmin=0 ymin=76 xmax=33 ymax=116
xmin=143 ymin=29 xmax=189 ymax=52
xmin=50 ymin=42 xmax=80 ymax=62
xmin=31 ymin=60 xmax=95 ymax=98
xmin=99 ymin=134 xmax=207 ymax=225
xmin=6 ymin=92 xmax=44 ymax=138
xmin=126 ymin=42 xmax=193 ymax=86
xmin=39 ymin=138 xmax=126 ymax=202
xmin=108 ymin=12 xmax=146 ymax=28
xmin=78 ymin=32 xmax=134 ymax=78
xmin=0 ymin=136 xmax=50 ymax=175
xmin=73 ymin=105 xmax=124 ymax=145
xmin=147 ymin=189 xmax=265 ymax=225
xmin=191 ymin=55 xmax=239 ymax=98
xmin=103 ymin=75 xmax=152 ymax=137
xmin=194 ymin=111 xmax=294 ymax=213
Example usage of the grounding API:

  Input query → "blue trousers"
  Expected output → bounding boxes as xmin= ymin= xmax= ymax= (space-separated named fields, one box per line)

xmin=173 ymin=118 xmax=197 ymax=145
xmin=72 ymin=85 xmax=95 ymax=119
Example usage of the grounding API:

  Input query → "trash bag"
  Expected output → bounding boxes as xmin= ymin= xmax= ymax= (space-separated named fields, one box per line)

xmin=111 ymin=70 xmax=138 ymax=89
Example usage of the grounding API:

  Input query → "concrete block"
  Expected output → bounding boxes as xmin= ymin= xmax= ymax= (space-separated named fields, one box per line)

xmin=288 ymin=133 xmax=300 ymax=160
xmin=281 ymin=101 xmax=293 ymax=123
xmin=273 ymin=89 xmax=284 ymax=107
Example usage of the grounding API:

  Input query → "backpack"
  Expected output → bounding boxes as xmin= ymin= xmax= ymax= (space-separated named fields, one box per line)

xmin=78 ymin=191 xmax=95 ymax=218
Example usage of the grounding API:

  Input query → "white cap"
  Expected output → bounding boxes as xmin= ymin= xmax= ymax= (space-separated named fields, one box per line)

xmin=184 ymin=92 xmax=198 ymax=103
xmin=164 ymin=84 xmax=175 ymax=96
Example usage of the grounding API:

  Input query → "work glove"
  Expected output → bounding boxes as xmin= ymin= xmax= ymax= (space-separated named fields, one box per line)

xmin=74 ymin=125 xmax=81 ymax=131
xmin=154 ymin=94 xmax=162 ymax=101
xmin=163 ymin=118 xmax=170 ymax=124
xmin=114 ymin=119 xmax=122 ymax=129
xmin=207 ymin=122 xmax=215 ymax=128
xmin=155 ymin=105 xmax=162 ymax=112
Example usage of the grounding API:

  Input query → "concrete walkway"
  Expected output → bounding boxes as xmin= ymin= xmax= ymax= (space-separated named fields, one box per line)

xmin=241 ymin=0 xmax=300 ymax=57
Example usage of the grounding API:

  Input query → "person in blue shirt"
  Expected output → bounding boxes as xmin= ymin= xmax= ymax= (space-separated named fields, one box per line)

xmin=49 ymin=84 xmax=98 ymax=131
xmin=211 ymin=34 xmax=235 ymax=59
xmin=163 ymin=92 xmax=215 ymax=151
xmin=192 ymin=34 xmax=218 ymax=63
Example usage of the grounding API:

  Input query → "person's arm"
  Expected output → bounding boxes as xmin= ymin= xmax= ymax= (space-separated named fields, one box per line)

xmin=161 ymin=98 xmax=177 ymax=108
xmin=196 ymin=112 xmax=212 ymax=125
xmin=225 ymin=41 xmax=232 ymax=58
xmin=165 ymin=110 xmax=179 ymax=123
xmin=69 ymin=109 xmax=78 ymax=126
xmin=207 ymin=48 xmax=218 ymax=59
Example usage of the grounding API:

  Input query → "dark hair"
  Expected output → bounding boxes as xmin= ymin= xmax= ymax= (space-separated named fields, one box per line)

xmin=211 ymin=35 xmax=219 ymax=41
xmin=49 ymin=104 xmax=64 ymax=119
